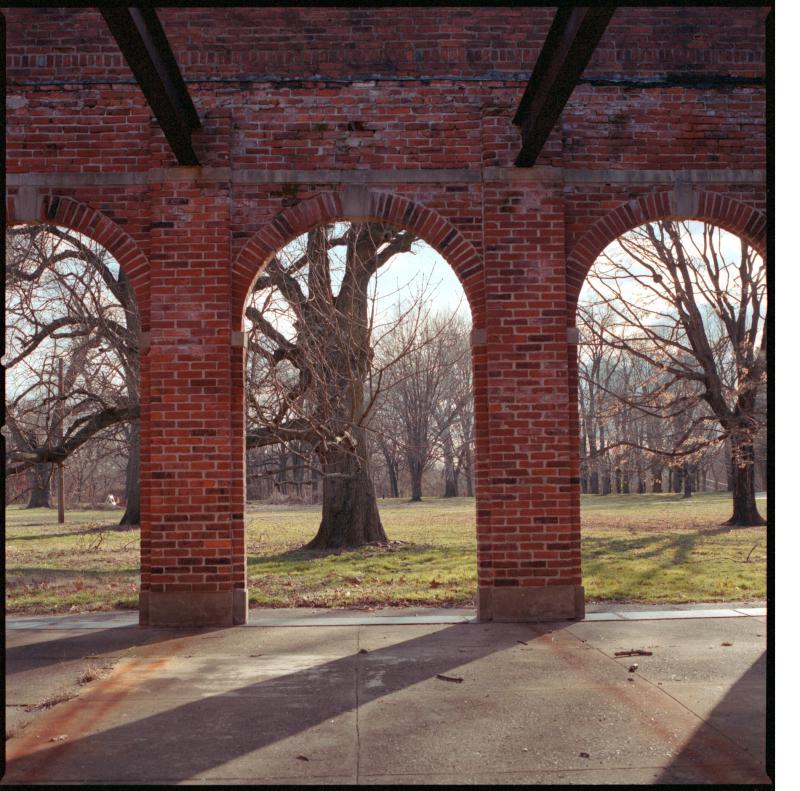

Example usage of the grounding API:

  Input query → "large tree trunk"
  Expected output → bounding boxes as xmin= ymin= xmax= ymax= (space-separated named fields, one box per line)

xmin=119 ymin=422 xmax=140 ymax=525
xmin=306 ymin=429 xmax=387 ymax=549
xmin=26 ymin=462 xmax=53 ymax=508
xmin=725 ymin=434 xmax=766 ymax=526
xmin=725 ymin=438 xmax=735 ymax=492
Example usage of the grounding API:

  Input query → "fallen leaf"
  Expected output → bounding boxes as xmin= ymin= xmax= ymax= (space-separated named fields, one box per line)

xmin=295 ymin=755 xmax=310 ymax=762
xmin=721 ymin=642 xmax=733 ymax=647
xmin=436 ymin=674 xmax=463 ymax=683
xmin=516 ymin=640 xmax=528 ymax=646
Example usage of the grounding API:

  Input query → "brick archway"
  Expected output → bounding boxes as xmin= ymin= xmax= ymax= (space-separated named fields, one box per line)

xmin=562 ymin=188 xmax=768 ymax=592
xmin=566 ymin=188 xmax=768 ymax=313
xmin=229 ymin=188 xmax=488 ymax=624
xmin=5 ymin=5 xmax=767 ymax=628
xmin=232 ymin=188 xmax=485 ymax=329
xmin=6 ymin=193 xmax=151 ymax=329
xmin=6 ymin=194 xmax=152 ymax=614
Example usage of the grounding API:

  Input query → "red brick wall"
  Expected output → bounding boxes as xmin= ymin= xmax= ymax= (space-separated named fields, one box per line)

xmin=3 ymin=7 xmax=768 ymax=621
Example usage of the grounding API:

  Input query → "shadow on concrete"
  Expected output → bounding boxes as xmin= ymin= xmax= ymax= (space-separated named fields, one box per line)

xmin=5 ymin=625 xmax=220 ymax=674
xmin=3 ymin=621 xmax=561 ymax=783
xmin=655 ymin=652 xmax=770 ymax=784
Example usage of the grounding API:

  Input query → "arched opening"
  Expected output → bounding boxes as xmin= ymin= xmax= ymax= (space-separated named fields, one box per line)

xmin=574 ymin=217 xmax=767 ymax=605
xmin=240 ymin=216 xmax=478 ymax=611
xmin=4 ymin=222 xmax=142 ymax=614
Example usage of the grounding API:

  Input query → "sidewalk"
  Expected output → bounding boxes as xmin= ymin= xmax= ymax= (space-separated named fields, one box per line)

xmin=4 ymin=606 xmax=769 ymax=785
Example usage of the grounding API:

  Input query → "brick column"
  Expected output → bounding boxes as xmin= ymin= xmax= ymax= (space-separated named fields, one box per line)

xmin=139 ymin=175 xmax=247 ymax=627
xmin=477 ymin=183 xmax=584 ymax=621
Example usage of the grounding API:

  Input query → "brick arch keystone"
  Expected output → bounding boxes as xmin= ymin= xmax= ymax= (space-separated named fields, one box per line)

xmin=6 ymin=192 xmax=151 ymax=330
xmin=232 ymin=188 xmax=484 ymax=329
xmin=565 ymin=187 xmax=767 ymax=315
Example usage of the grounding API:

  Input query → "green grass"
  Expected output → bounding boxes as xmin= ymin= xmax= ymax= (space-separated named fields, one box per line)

xmin=580 ymin=493 xmax=768 ymax=603
xmin=5 ymin=493 xmax=767 ymax=614
xmin=246 ymin=497 xmax=476 ymax=608
xmin=4 ymin=507 xmax=140 ymax=614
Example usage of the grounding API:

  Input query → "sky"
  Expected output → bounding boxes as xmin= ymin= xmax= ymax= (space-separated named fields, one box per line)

xmin=370 ymin=241 xmax=470 ymax=321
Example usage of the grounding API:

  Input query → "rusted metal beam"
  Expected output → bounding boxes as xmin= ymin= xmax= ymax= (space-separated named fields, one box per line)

xmin=100 ymin=7 xmax=201 ymax=165
xmin=514 ymin=7 xmax=615 ymax=167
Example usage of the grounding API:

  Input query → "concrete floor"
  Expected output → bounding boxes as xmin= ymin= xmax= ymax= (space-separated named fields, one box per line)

xmin=4 ymin=608 xmax=769 ymax=785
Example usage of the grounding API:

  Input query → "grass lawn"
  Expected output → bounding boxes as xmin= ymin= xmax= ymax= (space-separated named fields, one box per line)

xmin=5 ymin=492 xmax=767 ymax=615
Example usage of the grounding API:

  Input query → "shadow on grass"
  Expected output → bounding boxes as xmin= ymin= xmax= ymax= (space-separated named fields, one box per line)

xmin=583 ymin=524 xmax=750 ymax=566
xmin=248 ymin=541 xmax=449 ymax=567
xmin=8 ymin=567 xmax=138 ymax=579
xmin=584 ymin=524 xmax=766 ymax=601
xmin=7 ymin=524 xmax=139 ymax=542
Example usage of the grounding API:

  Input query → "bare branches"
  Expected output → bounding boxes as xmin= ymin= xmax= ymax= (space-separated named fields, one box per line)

xmin=578 ymin=220 xmax=767 ymax=517
xmin=5 ymin=225 xmax=141 ymax=506
xmin=6 ymin=405 xmax=139 ymax=476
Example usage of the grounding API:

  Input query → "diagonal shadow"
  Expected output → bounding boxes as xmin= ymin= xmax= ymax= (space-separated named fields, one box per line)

xmin=8 ymin=567 xmax=138 ymax=579
xmin=7 ymin=524 xmax=137 ymax=542
xmin=3 ymin=620 xmax=565 ymax=783
xmin=5 ymin=625 xmax=222 ymax=673
xmin=655 ymin=652 xmax=769 ymax=784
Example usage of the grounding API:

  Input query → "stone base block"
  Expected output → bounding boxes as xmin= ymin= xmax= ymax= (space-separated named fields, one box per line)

xmin=478 ymin=584 xmax=585 ymax=622
xmin=141 ymin=590 xmax=249 ymax=627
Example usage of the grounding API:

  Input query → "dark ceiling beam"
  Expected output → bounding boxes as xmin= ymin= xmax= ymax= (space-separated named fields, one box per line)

xmin=513 ymin=7 xmax=615 ymax=167
xmin=100 ymin=7 xmax=201 ymax=165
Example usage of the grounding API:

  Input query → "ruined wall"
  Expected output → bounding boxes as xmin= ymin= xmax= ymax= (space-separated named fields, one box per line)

xmin=4 ymin=6 xmax=768 ymax=624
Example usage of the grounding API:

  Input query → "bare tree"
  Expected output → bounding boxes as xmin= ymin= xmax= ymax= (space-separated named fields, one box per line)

xmin=431 ymin=316 xmax=473 ymax=497
xmin=578 ymin=220 xmax=767 ymax=525
xmin=372 ymin=311 xmax=469 ymax=502
xmin=244 ymin=221 xmax=424 ymax=548
xmin=4 ymin=225 xmax=140 ymax=523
